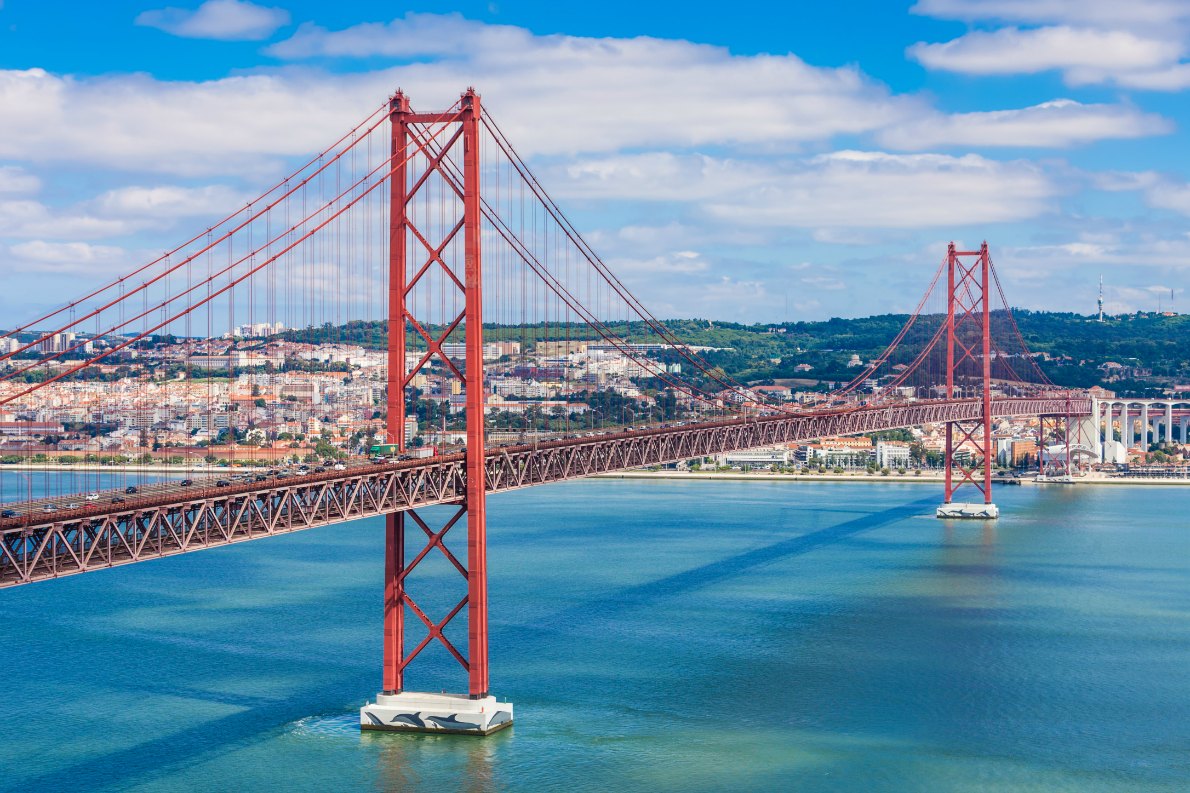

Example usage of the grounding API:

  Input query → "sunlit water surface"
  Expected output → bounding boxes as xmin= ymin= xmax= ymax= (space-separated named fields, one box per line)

xmin=1 ymin=475 xmax=1187 ymax=792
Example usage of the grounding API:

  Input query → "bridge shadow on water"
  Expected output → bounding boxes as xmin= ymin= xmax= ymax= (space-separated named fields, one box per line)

xmin=5 ymin=496 xmax=939 ymax=793
xmin=2 ymin=669 xmax=379 ymax=793
xmin=522 ymin=495 xmax=938 ymax=637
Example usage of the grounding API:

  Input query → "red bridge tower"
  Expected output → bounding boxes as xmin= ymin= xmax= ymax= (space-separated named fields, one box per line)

xmin=936 ymin=242 xmax=999 ymax=520
xmin=360 ymin=89 xmax=512 ymax=735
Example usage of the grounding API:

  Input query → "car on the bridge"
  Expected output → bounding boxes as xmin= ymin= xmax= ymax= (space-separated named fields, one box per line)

xmin=41 ymin=504 xmax=57 ymax=513
xmin=215 ymin=479 xmax=231 ymax=487
xmin=65 ymin=502 xmax=81 ymax=510
xmin=111 ymin=496 xmax=125 ymax=504
xmin=85 ymin=493 xmax=99 ymax=501
xmin=125 ymin=486 xmax=138 ymax=494
xmin=1 ymin=509 xmax=18 ymax=518
xmin=180 ymin=479 xmax=193 ymax=486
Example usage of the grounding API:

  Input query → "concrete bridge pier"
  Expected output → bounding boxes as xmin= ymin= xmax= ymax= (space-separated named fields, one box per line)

xmin=362 ymin=692 xmax=513 ymax=736
xmin=936 ymin=502 xmax=1000 ymax=519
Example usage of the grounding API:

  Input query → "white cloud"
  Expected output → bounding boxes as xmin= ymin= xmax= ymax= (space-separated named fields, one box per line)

xmin=0 ymin=68 xmax=384 ymax=175
xmin=92 ymin=184 xmax=247 ymax=218
xmin=644 ymin=274 xmax=778 ymax=321
xmin=1004 ymin=235 xmax=1190 ymax=270
xmin=545 ymin=148 xmax=1063 ymax=233
xmin=265 ymin=13 xmax=924 ymax=155
xmin=0 ymin=14 xmax=1167 ymax=187
xmin=588 ymin=222 xmax=695 ymax=249
xmin=717 ymin=150 xmax=1057 ymax=229
xmin=1099 ymin=285 xmax=1173 ymax=314
xmin=911 ymin=0 xmax=1190 ymax=31
xmin=7 ymin=240 xmax=127 ymax=274
xmin=957 ymin=231 xmax=1190 ymax=313
xmin=909 ymin=3 xmax=1190 ymax=90
xmin=1110 ymin=64 xmax=1190 ymax=91
xmin=1089 ymin=170 xmax=1162 ymax=192
xmin=557 ymin=153 xmax=768 ymax=201
xmin=1087 ymin=172 xmax=1190 ymax=217
xmin=552 ymin=150 xmax=1060 ymax=229
xmin=0 ymin=165 xmax=39 ymax=194
xmin=0 ymin=34 xmax=915 ymax=175
xmin=0 ymin=185 xmax=242 ymax=247
xmin=1145 ymin=181 xmax=1190 ymax=215
xmin=800 ymin=275 xmax=847 ymax=291
xmin=0 ymin=11 xmax=1182 ymax=321
xmin=266 ymin=14 xmax=527 ymax=59
xmin=908 ymin=27 xmax=1179 ymax=78
xmin=610 ymin=250 xmax=711 ymax=275
xmin=878 ymin=99 xmax=1172 ymax=150
xmin=0 ymin=199 xmax=136 ymax=239
xmin=136 ymin=0 xmax=289 ymax=41
xmin=810 ymin=227 xmax=912 ymax=245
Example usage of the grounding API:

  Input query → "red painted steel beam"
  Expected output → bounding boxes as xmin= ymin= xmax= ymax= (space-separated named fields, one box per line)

xmin=460 ymin=88 xmax=490 ymax=699
xmin=1 ymin=396 xmax=1091 ymax=591
xmin=980 ymin=243 xmax=993 ymax=503
xmin=387 ymin=91 xmax=410 ymax=453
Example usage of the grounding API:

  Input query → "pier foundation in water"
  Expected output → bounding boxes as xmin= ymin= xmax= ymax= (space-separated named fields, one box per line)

xmin=936 ymin=502 xmax=1000 ymax=519
xmin=361 ymin=691 xmax=513 ymax=735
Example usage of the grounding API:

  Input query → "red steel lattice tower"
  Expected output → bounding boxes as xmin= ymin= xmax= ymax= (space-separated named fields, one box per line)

xmin=940 ymin=241 xmax=996 ymax=516
xmin=364 ymin=89 xmax=510 ymax=734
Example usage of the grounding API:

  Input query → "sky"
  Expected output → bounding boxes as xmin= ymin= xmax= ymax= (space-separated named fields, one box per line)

xmin=1 ymin=0 xmax=1189 ymax=323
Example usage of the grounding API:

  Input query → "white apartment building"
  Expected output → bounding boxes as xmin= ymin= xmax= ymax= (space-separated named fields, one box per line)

xmin=876 ymin=441 xmax=912 ymax=469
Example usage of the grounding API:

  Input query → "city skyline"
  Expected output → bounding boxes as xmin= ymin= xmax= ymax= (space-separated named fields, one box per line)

xmin=2 ymin=1 xmax=1190 ymax=323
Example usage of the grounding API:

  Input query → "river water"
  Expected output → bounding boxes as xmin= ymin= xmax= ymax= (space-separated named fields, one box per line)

xmin=1 ymin=476 xmax=1187 ymax=792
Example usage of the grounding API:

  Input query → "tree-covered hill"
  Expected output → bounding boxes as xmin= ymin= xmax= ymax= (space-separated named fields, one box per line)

xmin=274 ymin=311 xmax=1190 ymax=396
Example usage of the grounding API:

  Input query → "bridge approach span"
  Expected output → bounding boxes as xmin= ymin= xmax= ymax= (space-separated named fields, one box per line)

xmin=0 ymin=396 xmax=1087 ymax=589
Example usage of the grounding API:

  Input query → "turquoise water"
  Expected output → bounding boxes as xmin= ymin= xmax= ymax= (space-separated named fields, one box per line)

xmin=1 ymin=477 xmax=1187 ymax=792
xmin=0 ymin=468 xmax=186 ymax=505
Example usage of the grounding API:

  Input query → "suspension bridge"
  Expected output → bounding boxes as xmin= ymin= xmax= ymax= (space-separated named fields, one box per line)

xmin=0 ymin=89 xmax=1090 ymax=734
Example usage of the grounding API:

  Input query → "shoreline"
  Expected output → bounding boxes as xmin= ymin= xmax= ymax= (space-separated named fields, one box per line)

xmin=3 ymin=463 xmax=1188 ymax=486
xmin=592 ymin=470 xmax=1190 ymax=486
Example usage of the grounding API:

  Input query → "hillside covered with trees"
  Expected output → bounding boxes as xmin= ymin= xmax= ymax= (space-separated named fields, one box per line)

xmin=276 ymin=311 xmax=1190 ymax=396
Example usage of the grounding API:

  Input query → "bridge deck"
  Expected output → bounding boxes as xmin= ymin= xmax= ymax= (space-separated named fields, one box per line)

xmin=0 ymin=396 xmax=1088 ymax=588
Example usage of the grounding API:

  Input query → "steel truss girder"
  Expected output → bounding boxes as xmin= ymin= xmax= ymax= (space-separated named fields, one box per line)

xmin=1 ymin=396 xmax=1088 ymax=589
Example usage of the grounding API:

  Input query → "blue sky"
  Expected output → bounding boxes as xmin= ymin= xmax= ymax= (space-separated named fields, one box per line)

xmin=1 ymin=0 xmax=1189 ymax=322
